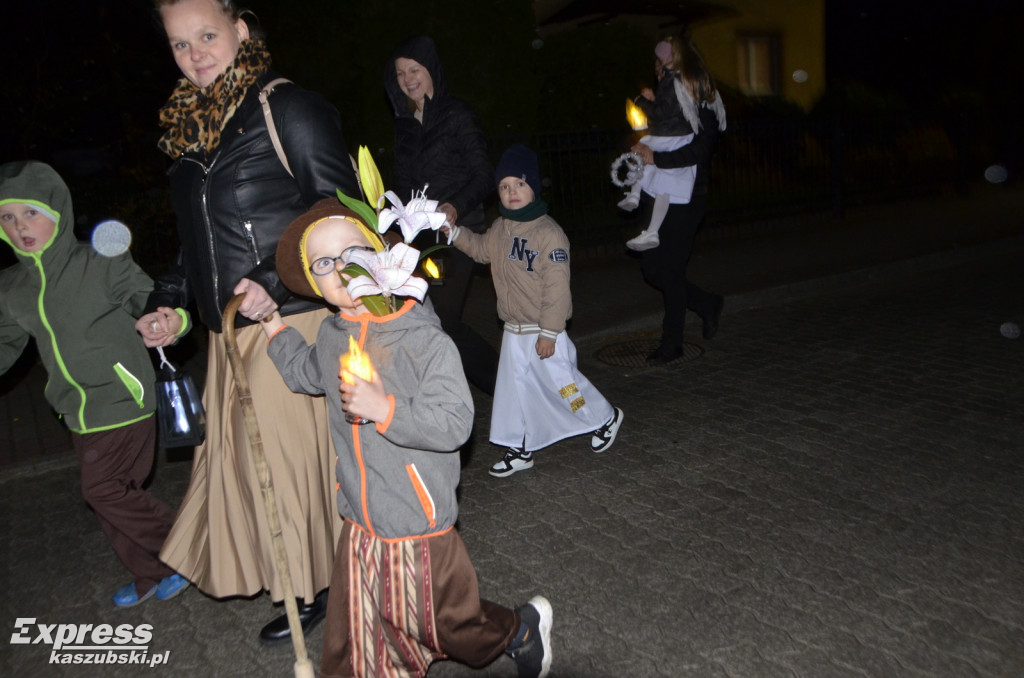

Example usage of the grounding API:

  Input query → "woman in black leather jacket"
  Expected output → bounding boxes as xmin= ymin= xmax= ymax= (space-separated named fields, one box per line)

xmin=384 ymin=35 xmax=499 ymax=395
xmin=136 ymin=0 xmax=358 ymax=646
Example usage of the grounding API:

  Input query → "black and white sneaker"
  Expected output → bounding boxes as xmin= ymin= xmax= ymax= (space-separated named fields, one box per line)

xmin=507 ymin=595 xmax=553 ymax=678
xmin=590 ymin=407 xmax=623 ymax=453
xmin=489 ymin=447 xmax=534 ymax=477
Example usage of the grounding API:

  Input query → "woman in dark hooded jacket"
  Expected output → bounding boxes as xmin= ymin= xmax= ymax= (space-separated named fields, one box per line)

xmin=385 ymin=35 xmax=499 ymax=395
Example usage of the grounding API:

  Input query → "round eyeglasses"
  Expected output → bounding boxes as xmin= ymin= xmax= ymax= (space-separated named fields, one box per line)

xmin=309 ymin=245 xmax=376 ymax=276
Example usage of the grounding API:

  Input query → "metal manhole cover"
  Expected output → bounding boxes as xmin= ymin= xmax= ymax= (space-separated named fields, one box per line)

xmin=595 ymin=338 xmax=703 ymax=368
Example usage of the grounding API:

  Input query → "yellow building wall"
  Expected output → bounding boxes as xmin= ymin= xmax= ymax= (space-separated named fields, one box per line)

xmin=690 ymin=0 xmax=825 ymax=110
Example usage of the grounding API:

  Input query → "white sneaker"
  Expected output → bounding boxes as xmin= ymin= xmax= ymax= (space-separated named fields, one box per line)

xmin=617 ymin=193 xmax=640 ymax=211
xmin=489 ymin=447 xmax=534 ymax=477
xmin=591 ymin=407 xmax=623 ymax=453
xmin=508 ymin=596 xmax=553 ymax=678
xmin=626 ymin=230 xmax=660 ymax=251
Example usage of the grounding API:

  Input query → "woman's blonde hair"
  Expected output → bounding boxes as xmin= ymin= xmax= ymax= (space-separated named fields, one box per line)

xmin=664 ymin=34 xmax=718 ymax=105
xmin=154 ymin=0 xmax=265 ymax=40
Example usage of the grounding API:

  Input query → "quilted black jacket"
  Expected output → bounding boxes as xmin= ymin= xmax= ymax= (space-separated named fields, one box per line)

xmin=384 ymin=36 xmax=492 ymax=235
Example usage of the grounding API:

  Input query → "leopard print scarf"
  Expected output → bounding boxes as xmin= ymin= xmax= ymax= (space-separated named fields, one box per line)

xmin=157 ymin=40 xmax=272 ymax=159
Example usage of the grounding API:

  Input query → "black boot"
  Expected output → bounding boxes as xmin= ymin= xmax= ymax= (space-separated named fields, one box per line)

xmin=646 ymin=342 xmax=683 ymax=365
xmin=259 ymin=589 xmax=327 ymax=646
xmin=702 ymin=295 xmax=724 ymax=340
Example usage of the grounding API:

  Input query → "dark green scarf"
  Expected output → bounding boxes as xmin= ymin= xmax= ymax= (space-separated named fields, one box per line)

xmin=499 ymin=198 xmax=548 ymax=222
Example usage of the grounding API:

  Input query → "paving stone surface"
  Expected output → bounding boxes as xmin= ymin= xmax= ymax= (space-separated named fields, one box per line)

xmin=3 ymin=244 xmax=1022 ymax=676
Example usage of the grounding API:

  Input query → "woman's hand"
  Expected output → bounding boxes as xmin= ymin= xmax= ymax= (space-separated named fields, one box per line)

xmin=233 ymin=278 xmax=279 ymax=323
xmin=640 ymin=87 xmax=655 ymax=101
xmin=631 ymin=142 xmax=655 ymax=166
xmin=437 ymin=202 xmax=458 ymax=226
xmin=136 ymin=307 xmax=182 ymax=348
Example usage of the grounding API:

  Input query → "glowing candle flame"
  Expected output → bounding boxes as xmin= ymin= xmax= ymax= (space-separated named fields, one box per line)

xmin=625 ymin=98 xmax=648 ymax=131
xmin=422 ymin=257 xmax=441 ymax=279
xmin=340 ymin=335 xmax=374 ymax=385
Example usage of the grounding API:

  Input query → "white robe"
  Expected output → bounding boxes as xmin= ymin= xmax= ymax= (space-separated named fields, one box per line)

xmin=490 ymin=330 xmax=614 ymax=451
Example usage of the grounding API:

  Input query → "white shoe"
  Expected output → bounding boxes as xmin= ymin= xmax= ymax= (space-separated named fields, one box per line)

xmin=591 ymin=407 xmax=624 ymax=453
xmin=489 ymin=447 xmax=533 ymax=477
xmin=508 ymin=596 xmax=553 ymax=678
xmin=617 ymin=193 xmax=640 ymax=211
xmin=626 ymin=230 xmax=660 ymax=251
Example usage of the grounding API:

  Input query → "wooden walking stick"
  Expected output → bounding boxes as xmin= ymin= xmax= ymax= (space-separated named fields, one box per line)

xmin=223 ymin=294 xmax=315 ymax=678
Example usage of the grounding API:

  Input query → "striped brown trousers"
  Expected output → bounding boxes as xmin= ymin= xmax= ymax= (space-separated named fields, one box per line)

xmin=320 ymin=520 xmax=519 ymax=678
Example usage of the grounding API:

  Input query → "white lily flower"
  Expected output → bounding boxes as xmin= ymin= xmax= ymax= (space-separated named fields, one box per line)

xmin=345 ymin=243 xmax=428 ymax=303
xmin=378 ymin=187 xmax=448 ymax=243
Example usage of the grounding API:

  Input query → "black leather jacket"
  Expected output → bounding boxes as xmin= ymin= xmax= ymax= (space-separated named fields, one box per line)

xmin=147 ymin=71 xmax=359 ymax=332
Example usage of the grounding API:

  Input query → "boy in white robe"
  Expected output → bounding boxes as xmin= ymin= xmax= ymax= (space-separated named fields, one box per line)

xmin=443 ymin=144 xmax=624 ymax=477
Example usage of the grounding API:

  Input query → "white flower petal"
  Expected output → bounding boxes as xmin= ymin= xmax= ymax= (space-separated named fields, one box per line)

xmin=342 ymin=243 xmax=426 ymax=301
xmin=390 ymin=243 xmax=420 ymax=268
xmin=392 ymin=277 xmax=429 ymax=302
xmin=382 ymin=191 xmax=405 ymax=211
xmin=375 ymin=189 xmax=450 ymax=243
xmin=345 ymin=249 xmax=380 ymax=271
xmin=345 ymin=275 xmax=383 ymax=300
xmin=377 ymin=210 xmax=400 ymax=234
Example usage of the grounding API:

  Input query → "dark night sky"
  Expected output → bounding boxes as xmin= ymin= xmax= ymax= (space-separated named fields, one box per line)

xmin=3 ymin=1 xmax=1021 ymax=157
xmin=1 ymin=0 xmax=1020 ymax=271
xmin=825 ymin=0 xmax=1022 ymax=104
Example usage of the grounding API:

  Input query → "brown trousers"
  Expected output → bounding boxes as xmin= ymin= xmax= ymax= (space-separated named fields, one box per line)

xmin=321 ymin=521 xmax=519 ymax=678
xmin=72 ymin=417 xmax=176 ymax=593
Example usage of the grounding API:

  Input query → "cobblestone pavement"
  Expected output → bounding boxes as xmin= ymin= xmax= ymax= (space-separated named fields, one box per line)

xmin=3 ymin=243 xmax=1022 ymax=676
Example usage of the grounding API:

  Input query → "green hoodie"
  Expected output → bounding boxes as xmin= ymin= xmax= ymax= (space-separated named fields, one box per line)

xmin=0 ymin=161 xmax=157 ymax=433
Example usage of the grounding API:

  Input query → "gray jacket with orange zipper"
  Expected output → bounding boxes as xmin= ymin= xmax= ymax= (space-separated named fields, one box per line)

xmin=267 ymin=298 xmax=472 ymax=540
xmin=0 ymin=161 xmax=163 ymax=433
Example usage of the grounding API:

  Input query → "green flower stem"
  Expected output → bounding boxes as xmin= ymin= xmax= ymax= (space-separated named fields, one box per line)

xmin=339 ymin=263 xmax=392 ymax=316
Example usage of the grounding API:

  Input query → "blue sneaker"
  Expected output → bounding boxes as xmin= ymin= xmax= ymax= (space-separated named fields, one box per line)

xmin=155 ymin=574 xmax=189 ymax=601
xmin=112 ymin=583 xmax=156 ymax=608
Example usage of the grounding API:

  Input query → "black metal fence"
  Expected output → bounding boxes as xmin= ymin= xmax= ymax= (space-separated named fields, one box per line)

xmin=38 ymin=111 xmax=973 ymax=275
xmin=489 ymin=111 xmax=969 ymax=258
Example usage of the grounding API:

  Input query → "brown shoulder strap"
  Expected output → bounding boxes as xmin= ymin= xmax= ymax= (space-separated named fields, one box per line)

xmin=258 ymin=77 xmax=294 ymax=177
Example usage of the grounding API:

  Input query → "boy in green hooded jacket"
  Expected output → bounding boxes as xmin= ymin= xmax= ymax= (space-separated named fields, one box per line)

xmin=0 ymin=161 xmax=189 ymax=607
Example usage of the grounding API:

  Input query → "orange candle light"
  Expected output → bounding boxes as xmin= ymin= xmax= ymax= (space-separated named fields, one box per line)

xmin=340 ymin=335 xmax=374 ymax=385
xmin=422 ymin=257 xmax=440 ymax=279
xmin=625 ymin=98 xmax=648 ymax=131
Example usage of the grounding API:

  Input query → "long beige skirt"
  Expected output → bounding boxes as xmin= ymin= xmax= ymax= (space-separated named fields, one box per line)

xmin=160 ymin=309 xmax=340 ymax=603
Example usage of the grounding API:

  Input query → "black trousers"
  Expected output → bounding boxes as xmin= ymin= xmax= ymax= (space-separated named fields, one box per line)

xmin=640 ymin=193 xmax=718 ymax=348
xmin=426 ymin=247 xmax=499 ymax=395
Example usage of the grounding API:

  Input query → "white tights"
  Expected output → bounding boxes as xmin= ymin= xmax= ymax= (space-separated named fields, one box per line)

xmin=645 ymin=193 xmax=669 ymax=235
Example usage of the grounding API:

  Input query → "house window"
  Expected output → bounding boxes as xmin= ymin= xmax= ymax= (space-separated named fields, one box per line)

xmin=737 ymin=36 xmax=779 ymax=96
